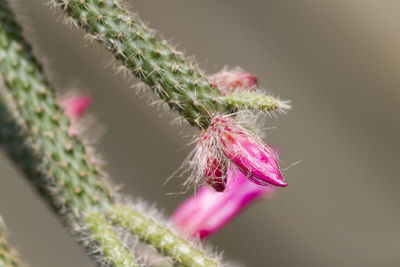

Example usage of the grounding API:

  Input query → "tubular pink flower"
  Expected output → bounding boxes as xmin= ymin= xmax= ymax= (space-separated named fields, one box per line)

xmin=60 ymin=95 xmax=92 ymax=121
xmin=208 ymin=67 xmax=258 ymax=95
xmin=210 ymin=116 xmax=287 ymax=187
xmin=172 ymin=165 xmax=276 ymax=239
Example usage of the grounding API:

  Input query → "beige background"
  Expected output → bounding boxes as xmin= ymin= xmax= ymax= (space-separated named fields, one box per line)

xmin=1 ymin=0 xmax=399 ymax=266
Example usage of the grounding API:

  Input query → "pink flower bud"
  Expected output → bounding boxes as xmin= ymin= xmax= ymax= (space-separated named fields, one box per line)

xmin=208 ymin=67 xmax=258 ymax=94
xmin=172 ymin=165 xmax=276 ymax=239
xmin=60 ymin=95 xmax=92 ymax=121
xmin=210 ymin=116 xmax=287 ymax=187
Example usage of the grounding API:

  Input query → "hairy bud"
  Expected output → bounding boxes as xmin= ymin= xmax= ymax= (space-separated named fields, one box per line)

xmin=209 ymin=67 xmax=258 ymax=95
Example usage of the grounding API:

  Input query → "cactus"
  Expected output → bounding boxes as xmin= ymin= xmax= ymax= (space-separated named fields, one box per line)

xmin=0 ymin=0 xmax=291 ymax=265
xmin=0 ymin=1 xmax=221 ymax=266
xmin=50 ymin=0 xmax=288 ymax=128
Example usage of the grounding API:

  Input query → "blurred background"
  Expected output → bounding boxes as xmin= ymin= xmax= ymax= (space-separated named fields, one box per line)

xmin=0 ymin=0 xmax=399 ymax=266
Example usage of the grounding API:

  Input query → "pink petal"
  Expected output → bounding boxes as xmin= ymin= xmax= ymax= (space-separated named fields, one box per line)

xmin=172 ymin=165 xmax=276 ymax=239
xmin=221 ymin=131 xmax=287 ymax=187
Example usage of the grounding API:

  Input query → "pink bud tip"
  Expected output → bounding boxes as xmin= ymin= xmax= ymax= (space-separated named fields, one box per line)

xmin=208 ymin=67 xmax=258 ymax=94
xmin=210 ymin=116 xmax=287 ymax=187
xmin=60 ymin=95 xmax=92 ymax=121
xmin=172 ymin=165 xmax=276 ymax=239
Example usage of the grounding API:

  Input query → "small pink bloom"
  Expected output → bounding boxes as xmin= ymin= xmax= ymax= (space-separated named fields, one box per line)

xmin=209 ymin=116 xmax=287 ymax=187
xmin=208 ymin=67 xmax=258 ymax=94
xmin=60 ymin=95 xmax=92 ymax=136
xmin=172 ymin=165 xmax=276 ymax=239
xmin=61 ymin=95 xmax=92 ymax=121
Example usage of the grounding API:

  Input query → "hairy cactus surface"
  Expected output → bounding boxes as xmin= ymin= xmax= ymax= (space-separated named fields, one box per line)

xmin=51 ymin=0 xmax=288 ymax=128
xmin=110 ymin=205 xmax=218 ymax=267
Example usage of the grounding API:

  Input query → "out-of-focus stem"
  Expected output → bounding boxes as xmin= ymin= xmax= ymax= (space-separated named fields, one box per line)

xmin=109 ymin=205 xmax=219 ymax=267
xmin=0 ymin=217 xmax=21 ymax=267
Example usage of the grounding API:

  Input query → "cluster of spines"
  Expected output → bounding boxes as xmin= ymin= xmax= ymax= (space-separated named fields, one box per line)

xmin=0 ymin=1 xmax=222 ymax=266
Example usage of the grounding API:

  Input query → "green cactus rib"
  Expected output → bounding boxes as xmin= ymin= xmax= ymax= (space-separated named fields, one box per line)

xmin=0 ymin=219 xmax=21 ymax=267
xmin=0 ymin=1 xmax=222 ymax=266
xmin=109 ymin=205 xmax=219 ymax=267
xmin=85 ymin=212 xmax=139 ymax=266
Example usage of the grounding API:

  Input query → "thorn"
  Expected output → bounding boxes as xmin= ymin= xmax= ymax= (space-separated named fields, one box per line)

xmin=46 ymin=131 xmax=55 ymax=140
xmin=60 ymin=162 xmax=69 ymax=169
xmin=65 ymin=142 xmax=73 ymax=152
xmin=31 ymin=126 xmax=39 ymax=134
xmin=35 ymin=107 xmax=43 ymax=114
xmin=38 ymin=87 xmax=47 ymax=95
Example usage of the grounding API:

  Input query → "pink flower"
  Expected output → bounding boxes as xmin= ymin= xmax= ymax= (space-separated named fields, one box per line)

xmin=61 ymin=95 xmax=92 ymax=121
xmin=60 ymin=95 xmax=91 ymax=136
xmin=172 ymin=165 xmax=276 ymax=239
xmin=208 ymin=116 xmax=287 ymax=187
xmin=208 ymin=67 xmax=258 ymax=95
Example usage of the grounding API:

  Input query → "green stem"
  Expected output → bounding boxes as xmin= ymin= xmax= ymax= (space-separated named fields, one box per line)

xmin=85 ymin=212 xmax=139 ymax=266
xmin=0 ymin=0 xmax=111 ymax=214
xmin=109 ymin=205 xmax=219 ymax=267
xmin=54 ymin=0 xmax=225 ymax=128
xmin=222 ymin=91 xmax=289 ymax=112
xmin=53 ymin=0 xmax=289 ymax=130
